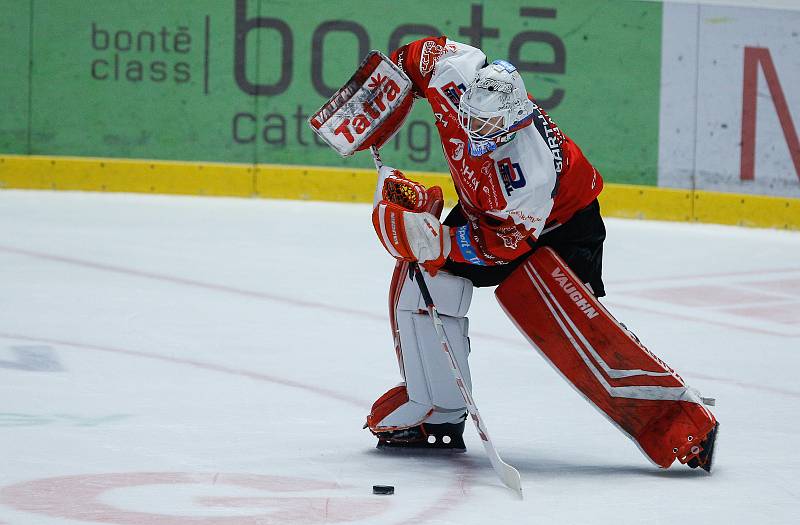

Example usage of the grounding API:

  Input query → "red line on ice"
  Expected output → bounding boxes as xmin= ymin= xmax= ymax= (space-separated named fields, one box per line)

xmin=686 ymin=372 xmax=800 ymax=399
xmin=606 ymin=266 xmax=800 ymax=286
xmin=1 ymin=244 xmax=795 ymax=339
xmin=3 ymin=244 xmax=799 ymax=400
xmin=602 ymin=299 xmax=798 ymax=338
xmin=0 ymin=331 xmax=366 ymax=408
xmin=0 ymin=244 xmax=386 ymax=321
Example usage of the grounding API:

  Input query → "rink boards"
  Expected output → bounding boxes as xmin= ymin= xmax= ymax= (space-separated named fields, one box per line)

xmin=0 ymin=0 xmax=798 ymax=229
xmin=1 ymin=154 xmax=797 ymax=230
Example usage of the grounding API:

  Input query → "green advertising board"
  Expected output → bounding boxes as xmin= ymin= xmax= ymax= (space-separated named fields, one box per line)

xmin=0 ymin=0 xmax=31 ymax=154
xmin=1 ymin=0 xmax=662 ymax=185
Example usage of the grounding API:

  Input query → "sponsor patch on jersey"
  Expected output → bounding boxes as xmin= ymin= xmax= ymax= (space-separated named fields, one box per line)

xmin=508 ymin=210 xmax=544 ymax=225
xmin=419 ymin=40 xmax=456 ymax=76
xmin=497 ymin=157 xmax=527 ymax=195
xmin=468 ymin=140 xmax=496 ymax=157
xmin=461 ymin=162 xmax=480 ymax=191
xmin=449 ymin=138 xmax=464 ymax=161
xmin=474 ymin=160 xmax=507 ymax=211
xmin=440 ymin=81 xmax=466 ymax=108
xmin=454 ymin=223 xmax=487 ymax=266
xmin=529 ymin=100 xmax=565 ymax=198
xmin=496 ymin=226 xmax=526 ymax=250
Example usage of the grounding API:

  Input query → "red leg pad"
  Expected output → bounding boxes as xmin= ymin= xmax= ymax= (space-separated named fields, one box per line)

xmin=495 ymin=247 xmax=716 ymax=468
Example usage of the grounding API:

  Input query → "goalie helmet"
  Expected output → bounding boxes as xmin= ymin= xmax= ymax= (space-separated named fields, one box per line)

xmin=457 ymin=59 xmax=535 ymax=156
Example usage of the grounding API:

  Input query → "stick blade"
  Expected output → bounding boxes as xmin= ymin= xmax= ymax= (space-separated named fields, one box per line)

xmin=480 ymin=436 xmax=523 ymax=498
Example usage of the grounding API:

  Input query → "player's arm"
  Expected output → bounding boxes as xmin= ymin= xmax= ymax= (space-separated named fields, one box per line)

xmin=373 ymin=168 xmax=552 ymax=269
xmin=389 ymin=36 xmax=450 ymax=96
xmin=355 ymin=36 xmax=450 ymax=152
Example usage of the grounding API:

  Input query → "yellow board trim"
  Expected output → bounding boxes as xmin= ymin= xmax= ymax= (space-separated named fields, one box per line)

xmin=1 ymin=154 xmax=798 ymax=230
xmin=0 ymin=155 xmax=254 ymax=197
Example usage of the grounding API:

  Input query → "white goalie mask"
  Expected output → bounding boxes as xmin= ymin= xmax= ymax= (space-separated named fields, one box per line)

xmin=457 ymin=59 xmax=535 ymax=156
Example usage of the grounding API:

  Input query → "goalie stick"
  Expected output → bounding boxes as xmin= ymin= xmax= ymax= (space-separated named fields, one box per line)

xmin=307 ymin=54 xmax=522 ymax=495
xmin=370 ymin=146 xmax=523 ymax=498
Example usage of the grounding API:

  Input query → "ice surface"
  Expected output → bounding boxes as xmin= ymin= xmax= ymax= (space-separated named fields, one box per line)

xmin=1 ymin=190 xmax=798 ymax=524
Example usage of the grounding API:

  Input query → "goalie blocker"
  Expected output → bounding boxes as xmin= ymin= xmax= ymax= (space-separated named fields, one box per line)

xmin=496 ymin=247 xmax=718 ymax=470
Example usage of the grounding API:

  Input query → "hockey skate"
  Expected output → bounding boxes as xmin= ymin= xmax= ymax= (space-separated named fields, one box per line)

xmin=687 ymin=422 xmax=720 ymax=473
xmin=375 ymin=419 xmax=466 ymax=452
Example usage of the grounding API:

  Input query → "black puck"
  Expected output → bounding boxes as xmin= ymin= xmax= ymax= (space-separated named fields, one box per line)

xmin=372 ymin=485 xmax=394 ymax=495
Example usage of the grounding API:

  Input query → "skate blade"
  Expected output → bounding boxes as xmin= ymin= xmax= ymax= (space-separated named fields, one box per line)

xmin=375 ymin=443 xmax=466 ymax=455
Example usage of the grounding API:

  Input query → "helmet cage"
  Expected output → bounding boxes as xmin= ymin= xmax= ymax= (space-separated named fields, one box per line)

xmin=457 ymin=102 xmax=511 ymax=151
xmin=457 ymin=60 xmax=534 ymax=156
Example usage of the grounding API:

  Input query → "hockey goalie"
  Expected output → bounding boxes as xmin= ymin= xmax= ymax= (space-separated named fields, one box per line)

xmin=313 ymin=37 xmax=719 ymax=472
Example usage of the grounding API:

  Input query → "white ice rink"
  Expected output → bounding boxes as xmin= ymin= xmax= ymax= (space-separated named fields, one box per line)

xmin=1 ymin=190 xmax=799 ymax=524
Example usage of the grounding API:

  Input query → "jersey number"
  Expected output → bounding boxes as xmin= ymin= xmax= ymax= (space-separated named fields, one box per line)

xmin=497 ymin=158 xmax=526 ymax=194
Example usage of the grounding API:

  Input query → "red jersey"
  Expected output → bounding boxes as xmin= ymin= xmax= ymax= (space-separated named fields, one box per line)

xmin=391 ymin=37 xmax=603 ymax=266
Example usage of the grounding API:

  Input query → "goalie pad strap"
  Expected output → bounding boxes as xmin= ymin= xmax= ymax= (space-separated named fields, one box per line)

xmin=397 ymin=267 xmax=471 ymax=317
xmin=495 ymin=247 xmax=716 ymax=468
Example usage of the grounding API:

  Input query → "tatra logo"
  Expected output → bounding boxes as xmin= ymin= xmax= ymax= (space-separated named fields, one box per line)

xmin=309 ymin=82 xmax=358 ymax=127
xmin=551 ymin=266 xmax=599 ymax=319
xmin=449 ymin=138 xmax=464 ymax=161
xmin=332 ymin=72 xmax=402 ymax=145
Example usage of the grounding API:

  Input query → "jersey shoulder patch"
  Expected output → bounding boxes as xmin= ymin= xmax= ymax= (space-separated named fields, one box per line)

xmin=427 ymin=39 xmax=486 ymax=93
xmin=418 ymin=39 xmax=457 ymax=77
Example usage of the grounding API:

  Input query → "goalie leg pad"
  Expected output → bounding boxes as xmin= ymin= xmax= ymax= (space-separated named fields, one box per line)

xmin=495 ymin=247 xmax=717 ymax=468
xmin=369 ymin=268 xmax=473 ymax=432
xmin=366 ymin=384 xmax=431 ymax=432
xmin=396 ymin=266 xmax=471 ymax=316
